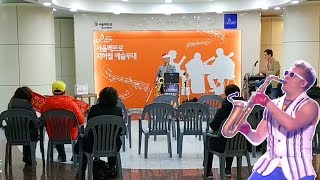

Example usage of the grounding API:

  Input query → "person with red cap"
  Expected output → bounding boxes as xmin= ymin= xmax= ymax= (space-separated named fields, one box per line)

xmin=155 ymin=53 xmax=176 ymax=94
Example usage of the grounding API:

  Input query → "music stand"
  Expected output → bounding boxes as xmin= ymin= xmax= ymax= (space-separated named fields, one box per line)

xmin=164 ymin=73 xmax=179 ymax=83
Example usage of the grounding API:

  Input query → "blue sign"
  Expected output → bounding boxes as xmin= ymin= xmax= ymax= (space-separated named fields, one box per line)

xmin=224 ymin=14 xmax=237 ymax=29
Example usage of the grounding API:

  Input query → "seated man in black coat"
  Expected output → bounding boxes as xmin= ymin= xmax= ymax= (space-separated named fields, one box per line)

xmin=204 ymin=84 xmax=244 ymax=178
xmin=307 ymin=78 xmax=320 ymax=101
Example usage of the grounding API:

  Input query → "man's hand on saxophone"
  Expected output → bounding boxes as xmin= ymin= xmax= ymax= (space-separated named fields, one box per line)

xmin=251 ymin=92 xmax=271 ymax=107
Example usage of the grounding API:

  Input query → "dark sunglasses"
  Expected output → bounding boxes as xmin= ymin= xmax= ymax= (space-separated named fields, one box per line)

xmin=284 ymin=70 xmax=305 ymax=80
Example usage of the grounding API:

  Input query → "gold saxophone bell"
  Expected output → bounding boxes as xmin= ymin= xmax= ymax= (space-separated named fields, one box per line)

xmin=157 ymin=77 xmax=164 ymax=92
xmin=221 ymin=75 xmax=284 ymax=138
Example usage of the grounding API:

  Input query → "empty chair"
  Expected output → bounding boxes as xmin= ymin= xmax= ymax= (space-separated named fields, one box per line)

xmin=153 ymin=94 xmax=179 ymax=139
xmin=204 ymin=122 xmax=251 ymax=180
xmin=0 ymin=109 xmax=44 ymax=171
xmin=41 ymin=109 xmax=81 ymax=168
xmin=246 ymin=115 xmax=259 ymax=158
xmin=138 ymin=103 xmax=174 ymax=159
xmin=78 ymin=115 xmax=126 ymax=180
xmin=176 ymin=102 xmax=210 ymax=157
xmin=116 ymin=101 xmax=132 ymax=151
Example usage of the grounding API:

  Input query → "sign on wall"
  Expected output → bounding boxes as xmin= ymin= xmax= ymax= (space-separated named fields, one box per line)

xmin=93 ymin=30 xmax=241 ymax=108
xmin=224 ymin=14 xmax=238 ymax=29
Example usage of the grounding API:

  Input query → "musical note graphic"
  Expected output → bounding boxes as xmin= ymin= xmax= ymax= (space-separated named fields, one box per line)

xmin=99 ymin=64 xmax=152 ymax=99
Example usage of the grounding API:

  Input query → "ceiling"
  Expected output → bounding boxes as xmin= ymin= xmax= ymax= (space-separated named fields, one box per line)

xmin=21 ymin=0 xmax=303 ymax=14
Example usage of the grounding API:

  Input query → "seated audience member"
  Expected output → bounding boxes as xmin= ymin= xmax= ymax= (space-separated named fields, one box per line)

xmin=7 ymin=87 xmax=39 ymax=166
xmin=41 ymin=81 xmax=84 ymax=162
xmin=78 ymin=87 xmax=123 ymax=176
xmin=204 ymin=84 xmax=244 ymax=178
xmin=307 ymin=78 xmax=320 ymax=100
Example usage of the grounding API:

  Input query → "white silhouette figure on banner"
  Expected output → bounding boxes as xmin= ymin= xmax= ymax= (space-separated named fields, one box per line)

xmin=207 ymin=48 xmax=235 ymax=95
xmin=168 ymin=50 xmax=186 ymax=77
xmin=185 ymin=52 xmax=214 ymax=94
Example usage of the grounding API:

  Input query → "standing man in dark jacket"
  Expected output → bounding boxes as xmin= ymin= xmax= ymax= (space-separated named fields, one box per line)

xmin=204 ymin=84 xmax=243 ymax=178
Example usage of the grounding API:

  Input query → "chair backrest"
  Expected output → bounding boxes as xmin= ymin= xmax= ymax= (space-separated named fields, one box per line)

xmin=153 ymin=95 xmax=179 ymax=107
xmin=0 ymin=109 xmax=38 ymax=144
xmin=176 ymin=102 xmax=210 ymax=134
xmin=116 ymin=101 xmax=128 ymax=123
xmin=84 ymin=115 xmax=126 ymax=157
xmin=41 ymin=109 xmax=78 ymax=142
xmin=142 ymin=103 xmax=175 ymax=133
xmin=247 ymin=115 xmax=259 ymax=129
xmin=313 ymin=121 xmax=320 ymax=153
xmin=198 ymin=95 xmax=223 ymax=118
xmin=225 ymin=133 xmax=248 ymax=156
xmin=251 ymin=105 xmax=264 ymax=122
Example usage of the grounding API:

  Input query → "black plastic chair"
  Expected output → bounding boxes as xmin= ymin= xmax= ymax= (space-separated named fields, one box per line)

xmin=204 ymin=119 xmax=251 ymax=180
xmin=0 ymin=109 xmax=44 ymax=172
xmin=313 ymin=122 xmax=320 ymax=154
xmin=138 ymin=103 xmax=174 ymax=159
xmin=176 ymin=102 xmax=210 ymax=157
xmin=154 ymin=94 xmax=179 ymax=139
xmin=41 ymin=109 xmax=81 ymax=168
xmin=116 ymin=101 xmax=132 ymax=151
xmin=78 ymin=115 xmax=126 ymax=180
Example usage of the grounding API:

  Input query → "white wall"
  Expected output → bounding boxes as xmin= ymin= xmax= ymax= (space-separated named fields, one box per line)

xmin=55 ymin=19 xmax=76 ymax=96
xmin=74 ymin=12 xmax=261 ymax=93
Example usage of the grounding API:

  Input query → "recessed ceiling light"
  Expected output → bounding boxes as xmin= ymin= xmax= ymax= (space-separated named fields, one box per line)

xmin=291 ymin=0 xmax=299 ymax=4
xmin=70 ymin=8 xmax=77 ymax=12
xmin=165 ymin=0 xmax=172 ymax=3
xmin=114 ymin=11 xmax=121 ymax=15
xmin=122 ymin=0 xmax=128 ymax=1
xmin=53 ymin=8 xmax=57 ymax=11
xmin=215 ymin=10 xmax=223 ymax=14
xmin=261 ymin=7 xmax=269 ymax=10
xmin=274 ymin=7 xmax=281 ymax=10
xmin=43 ymin=2 xmax=51 ymax=6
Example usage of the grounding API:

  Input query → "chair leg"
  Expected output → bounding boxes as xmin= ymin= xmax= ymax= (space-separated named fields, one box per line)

xmin=237 ymin=156 xmax=242 ymax=180
xmin=8 ymin=146 xmax=12 ymax=167
xmin=203 ymin=148 xmax=209 ymax=178
xmin=30 ymin=142 xmax=37 ymax=171
xmin=167 ymin=132 xmax=172 ymax=158
xmin=47 ymin=142 xmax=51 ymax=167
xmin=172 ymin=121 xmax=176 ymax=140
xmin=5 ymin=143 xmax=8 ymax=173
xmin=72 ymin=141 xmax=77 ymax=168
xmin=246 ymin=152 xmax=252 ymax=174
xmin=116 ymin=153 xmax=123 ymax=180
xmin=219 ymin=155 xmax=226 ymax=180
xmin=252 ymin=145 xmax=256 ymax=158
xmin=78 ymin=149 xmax=84 ymax=180
xmin=87 ymin=154 xmax=93 ymax=180
xmin=50 ymin=143 xmax=54 ymax=164
xmin=154 ymin=135 xmax=157 ymax=141
xmin=40 ymin=134 xmax=45 ymax=168
xmin=129 ymin=124 xmax=132 ymax=148
xmin=138 ymin=130 xmax=142 ymax=155
xmin=178 ymin=133 xmax=184 ymax=158
xmin=122 ymin=135 xmax=126 ymax=152
xmin=144 ymin=134 xmax=149 ymax=159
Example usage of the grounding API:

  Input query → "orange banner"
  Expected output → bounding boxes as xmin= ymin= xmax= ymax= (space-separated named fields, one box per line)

xmin=93 ymin=30 xmax=241 ymax=108
xmin=32 ymin=92 xmax=89 ymax=114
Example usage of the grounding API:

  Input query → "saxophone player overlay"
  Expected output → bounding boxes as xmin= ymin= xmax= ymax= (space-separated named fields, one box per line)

xmin=222 ymin=60 xmax=319 ymax=180
xmin=155 ymin=53 xmax=176 ymax=95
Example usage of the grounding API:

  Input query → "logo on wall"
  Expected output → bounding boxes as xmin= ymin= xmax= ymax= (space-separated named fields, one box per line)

xmin=224 ymin=14 xmax=237 ymax=29
xmin=94 ymin=21 xmax=113 ymax=29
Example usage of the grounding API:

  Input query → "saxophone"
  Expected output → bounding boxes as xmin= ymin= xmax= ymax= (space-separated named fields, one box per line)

xmin=156 ymin=63 xmax=169 ymax=96
xmin=221 ymin=75 xmax=284 ymax=138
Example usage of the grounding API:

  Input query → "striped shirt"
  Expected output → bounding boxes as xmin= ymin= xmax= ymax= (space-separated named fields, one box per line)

xmin=252 ymin=92 xmax=317 ymax=180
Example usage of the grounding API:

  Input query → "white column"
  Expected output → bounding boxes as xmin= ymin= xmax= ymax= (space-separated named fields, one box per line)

xmin=0 ymin=3 xmax=55 ymax=111
xmin=283 ymin=4 xmax=320 ymax=79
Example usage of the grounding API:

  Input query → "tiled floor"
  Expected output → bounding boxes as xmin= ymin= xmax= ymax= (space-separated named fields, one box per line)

xmin=0 ymin=121 xmax=319 ymax=180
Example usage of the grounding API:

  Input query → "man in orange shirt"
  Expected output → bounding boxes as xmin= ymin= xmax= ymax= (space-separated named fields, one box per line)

xmin=41 ymin=81 xmax=85 ymax=162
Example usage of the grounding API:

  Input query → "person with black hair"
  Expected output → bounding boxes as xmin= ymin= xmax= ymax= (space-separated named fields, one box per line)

xmin=77 ymin=87 xmax=123 ymax=177
xmin=7 ymin=86 xmax=39 ymax=166
xmin=204 ymin=84 xmax=244 ymax=178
